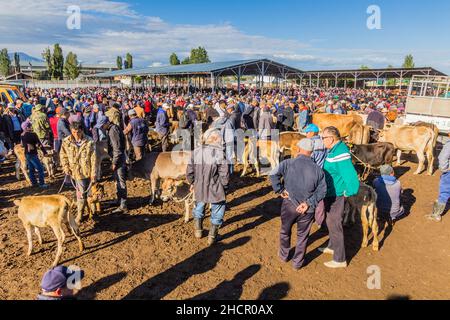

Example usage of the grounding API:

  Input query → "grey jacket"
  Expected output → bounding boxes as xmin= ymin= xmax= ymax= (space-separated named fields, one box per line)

xmin=258 ymin=109 xmax=274 ymax=139
xmin=439 ymin=142 xmax=450 ymax=173
xmin=186 ymin=144 xmax=230 ymax=204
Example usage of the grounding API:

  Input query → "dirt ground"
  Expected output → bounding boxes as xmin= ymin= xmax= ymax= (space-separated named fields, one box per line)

xmin=1 ymin=155 xmax=449 ymax=300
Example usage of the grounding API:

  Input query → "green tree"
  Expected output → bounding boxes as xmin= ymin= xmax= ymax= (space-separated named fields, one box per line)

xmin=125 ymin=53 xmax=133 ymax=69
xmin=170 ymin=53 xmax=180 ymax=65
xmin=387 ymin=65 xmax=394 ymax=69
xmin=42 ymin=47 xmax=53 ymax=79
xmin=52 ymin=44 xmax=64 ymax=80
xmin=189 ymin=46 xmax=210 ymax=64
xmin=360 ymin=65 xmax=370 ymax=70
xmin=402 ymin=54 xmax=415 ymax=68
xmin=117 ymin=56 xmax=123 ymax=70
xmin=181 ymin=57 xmax=191 ymax=65
xmin=64 ymin=52 xmax=80 ymax=80
xmin=14 ymin=52 xmax=21 ymax=73
xmin=0 ymin=48 xmax=11 ymax=77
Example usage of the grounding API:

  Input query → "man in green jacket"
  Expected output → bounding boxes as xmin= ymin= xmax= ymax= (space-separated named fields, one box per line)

xmin=320 ymin=126 xmax=360 ymax=269
xmin=30 ymin=104 xmax=52 ymax=147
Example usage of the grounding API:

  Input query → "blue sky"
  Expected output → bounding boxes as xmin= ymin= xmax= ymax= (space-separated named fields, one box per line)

xmin=1 ymin=0 xmax=449 ymax=72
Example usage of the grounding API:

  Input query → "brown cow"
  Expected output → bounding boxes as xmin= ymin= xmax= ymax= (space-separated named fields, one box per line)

xmin=312 ymin=114 xmax=363 ymax=138
xmin=378 ymin=125 xmax=435 ymax=175
xmin=241 ymin=139 xmax=280 ymax=177
xmin=129 ymin=151 xmax=191 ymax=205
xmin=411 ymin=122 xmax=439 ymax=150
xmin=348 ymin=124 xmax=371 ymax=145
xmin=160 ymin=178 xmax=193 ymax=223
xmin=279 ymin=132 xmax=306 ymax=159
xmin=14 ymin=195 xmax=84 ymax=267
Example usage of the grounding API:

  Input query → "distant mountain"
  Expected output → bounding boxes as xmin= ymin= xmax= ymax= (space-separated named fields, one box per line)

xmin=8 ymin=52 xmax=43 ymax=63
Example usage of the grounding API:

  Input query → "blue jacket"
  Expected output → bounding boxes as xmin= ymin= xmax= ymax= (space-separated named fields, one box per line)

xmin=155 ymin=108 xmax=170 ymax=136
xmin=129 ymin=118 xmax=149 ymax=147
xmin=57 ymin=118 xmax=71 ymax=141
xmin=271 ymin=155 xmax=327 ymax=213
xmin=311 ymin=135 xmax=328 ymax=168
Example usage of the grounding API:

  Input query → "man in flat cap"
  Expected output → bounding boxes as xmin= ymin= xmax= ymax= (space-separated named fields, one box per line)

xmin=270 ymin=138 xmax=327 ymax=270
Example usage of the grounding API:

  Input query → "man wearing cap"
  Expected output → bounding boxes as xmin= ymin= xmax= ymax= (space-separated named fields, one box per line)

xmin=305 ymin=124 xmax=328 ymax=168
xmin=320 ymin=126 xmax=360 ymax=269
xmin=21 ymin=120 xmax=49 ymax=189
xmin=155 ymin=103 xmax=171 ymax=152
xmin=373 ymin=165 xmax=405 ymax=222
xmin=367 ymin=106 xmax=385 ymax=131
xmin=97 ymin=115 xmax=128 ymax=213
xmin=211 ymin=103 xmax=235 ymax=174
xmin=60 ymin=121 xmax=97 ymax=224
xmin=426 ymin=135 xmax=450 ymax=222
xmin=270 ymin=138 xmax=327 ymax=270
xmin=105 ymin=102 xmax=123 ymax=129
xmin=4 ymin=104 xmax=23 ymax=146
xmin=38 ymin=266 xmax=85 ymax=300
xmin=124 ymin=109 xmax=149 ymax=161
xmin=282 ymin=101 xmax=295 ymax=132
xmin=297 ymin=101 xmax=311 ymax=133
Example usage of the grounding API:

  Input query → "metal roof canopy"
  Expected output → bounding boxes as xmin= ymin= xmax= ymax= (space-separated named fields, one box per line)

xmin=302 ymin=67 xmax=446 ymax=80
xmin=87 ymin=59 xmax=304 ymax=79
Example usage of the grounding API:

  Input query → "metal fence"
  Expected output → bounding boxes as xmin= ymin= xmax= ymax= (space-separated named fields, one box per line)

xmin=23 ymin=80 xmax=124 ymax=89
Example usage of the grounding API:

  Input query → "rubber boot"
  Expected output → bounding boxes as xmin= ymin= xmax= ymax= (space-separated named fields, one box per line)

xmin=426 ymin=202 xmax=446 ymax=222
xmin=194 ymin=218 xmax=203 ymax=239
xmin=208 ymin=224 xmax=220 ymax=245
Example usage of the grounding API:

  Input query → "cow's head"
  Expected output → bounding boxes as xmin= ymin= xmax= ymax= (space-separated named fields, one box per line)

xmin=377 ymin=130 xmax=386 ymax=142
xmin=160 ymin=178 xmax=190 ymax=202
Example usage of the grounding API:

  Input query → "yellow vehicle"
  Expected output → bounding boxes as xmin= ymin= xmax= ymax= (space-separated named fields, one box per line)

xmin=0 ymin=85 xmax=26 ymax=105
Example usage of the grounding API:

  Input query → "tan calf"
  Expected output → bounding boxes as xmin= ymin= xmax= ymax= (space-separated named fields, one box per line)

xmin=241 ymin=139 xmax=280 ymax=177
xmin=14 ymin=195 xmax=84 ymax=267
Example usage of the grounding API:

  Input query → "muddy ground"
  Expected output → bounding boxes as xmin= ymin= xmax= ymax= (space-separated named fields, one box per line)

xmin=0 ymin=154 xmax=449 ymax=300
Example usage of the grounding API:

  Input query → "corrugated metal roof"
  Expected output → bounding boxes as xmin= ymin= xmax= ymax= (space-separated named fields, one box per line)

xmin=89 ymin=59 xmax=299 ymax=78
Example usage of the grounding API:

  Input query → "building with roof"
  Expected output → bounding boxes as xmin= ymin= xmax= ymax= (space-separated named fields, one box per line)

xmin=86 ymin=58 xmax=447 ymax=91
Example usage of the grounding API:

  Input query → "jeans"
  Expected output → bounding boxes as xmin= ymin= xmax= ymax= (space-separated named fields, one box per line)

xmin=114 ymin=165 xmax=128 ymax=207
xmin=25 ymin=154 xmax=45 ymax=186
xmin=438 ymin=172 xmax=450 ymax=204
xmin=193 ymin=201 xmax=226 ymax=226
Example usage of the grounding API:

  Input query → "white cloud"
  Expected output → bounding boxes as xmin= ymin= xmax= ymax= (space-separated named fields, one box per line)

xmin=0 ymin=0 xmax=447 ymax=74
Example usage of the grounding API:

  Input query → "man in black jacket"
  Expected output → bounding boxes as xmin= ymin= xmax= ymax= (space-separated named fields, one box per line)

xmin=97 ymin=115 xmax=128 ymax=213
xmin=270 ymin=138 xmax=327 ymax=270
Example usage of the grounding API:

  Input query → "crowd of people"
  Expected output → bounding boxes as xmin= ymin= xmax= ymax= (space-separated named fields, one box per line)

xmin=0 ymin=85 xmax=447 ymax=299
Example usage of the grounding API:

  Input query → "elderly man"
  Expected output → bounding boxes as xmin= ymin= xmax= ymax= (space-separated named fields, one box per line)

xmin=305 ymin=124 xmax=328 ymax=168
xmin=211 ymin=105 xmax=235 ymax=174
xmin=320 ymin=126 xmax=360 ymax=269
xmin=187 ymin=129 xmax=230 ymax=245
xmin=37 ymin=266 xmax=85 ymax=300
xmin=271 ymin=139 xmax=327 ymax=270
xmin=124 ymin=109 xmax=149 ymax=161
xmin=374 ymin=165 xmax=405 ymax=222
xmin=60 ymin=121 xmax=97 ymax=224
xmin=427 ymin=136 xmax=450 ymax=222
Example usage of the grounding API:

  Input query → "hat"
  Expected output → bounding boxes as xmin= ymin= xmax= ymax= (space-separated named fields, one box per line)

xmin=41 ymin=266 xmax=85 ymax=292
xmin=128 ymin=109 xmax=137 ymax=117
xmin=187 ymin=104 xmax=194 ymax=110
xmin=95 ymin=114 xmax=110 ymax=129
xmin=162 ymin=103 xmax=170 ymax=109
xmin=297 ymin=138 xmax=314 ymax=152
xmin=34 ymin=104 xmax=44 ymax=111
xmin=380 ymin=165 xmax=394 ymax=176
xmin=305 ymin=124 xmax=320 ymax=134
xmin=21 ymin=120 xmax=32 ymax=131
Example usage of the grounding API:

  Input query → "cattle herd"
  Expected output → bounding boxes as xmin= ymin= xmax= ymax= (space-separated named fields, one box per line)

xmin=0 ymin=87 xmax=442 ymax=279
